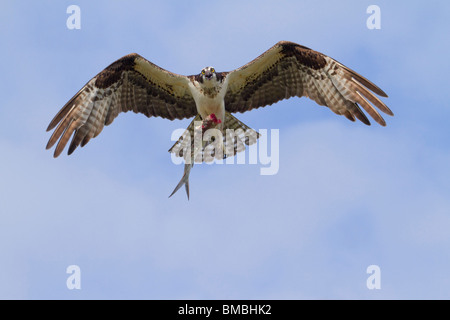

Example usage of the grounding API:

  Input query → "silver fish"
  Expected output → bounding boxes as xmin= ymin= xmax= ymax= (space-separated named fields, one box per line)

xmin=169 ymin=113 xmax=222 ymax=199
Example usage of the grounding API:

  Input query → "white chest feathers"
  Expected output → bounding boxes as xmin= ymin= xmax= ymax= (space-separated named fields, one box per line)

xmin=189 ymin=77 xmax=229 ymax=120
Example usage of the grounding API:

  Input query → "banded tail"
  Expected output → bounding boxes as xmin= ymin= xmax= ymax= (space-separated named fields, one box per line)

xmin=169 ymin=112 xmax=260 ymax=161
xmin=168 ymin=113 xmax=259 ymax=199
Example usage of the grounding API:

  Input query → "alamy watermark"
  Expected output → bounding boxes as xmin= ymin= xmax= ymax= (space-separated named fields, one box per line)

xmin=66 ymin=5 xmax=81 ymax=30
xmin=366 ymin=265 xmax=381 ymax=290
xmin=367 ymin=5 xmax=381 ymax=30
xmin=66 ymin=265 xmax=81 ymax=290
xmin=170 ymin=125 xmax=279 ymax=176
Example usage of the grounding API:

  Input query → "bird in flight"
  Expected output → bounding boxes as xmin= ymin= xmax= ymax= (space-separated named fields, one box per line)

xmin=46 ymin=40 xmax=392 ymax=198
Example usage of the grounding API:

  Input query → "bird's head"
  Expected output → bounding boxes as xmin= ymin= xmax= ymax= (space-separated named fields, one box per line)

xmin=200 ymin=66 xmax=216 ymax=83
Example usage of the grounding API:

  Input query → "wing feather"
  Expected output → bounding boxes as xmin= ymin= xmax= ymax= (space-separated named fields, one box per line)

xmin=46 ymin=53 xmax=197 ymax=157
xmin=224 ymin=41 xmax=391 ymax=125
xmin=355 ymin=91 xmax=386 ymax=126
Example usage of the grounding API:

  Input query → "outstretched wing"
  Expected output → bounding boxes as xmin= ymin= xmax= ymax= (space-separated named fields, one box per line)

xmin=224 ymin=41 xmax=392 ymax=126
xmin=46 ymin=53 xmax=197 ymax=157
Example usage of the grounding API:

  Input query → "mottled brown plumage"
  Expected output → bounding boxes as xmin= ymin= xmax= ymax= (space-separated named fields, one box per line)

xmin=46 ymin=54 xmax=197 ymax=157
xmin=46 ymin=40 xmax=392 ymax=198
xmin=46 ymin=40 xmax=391 ymax=174
xmin=169 ymin=112 xmax=259 ymax=162
xmin=223 ymin=41 xmax=392 ymax=126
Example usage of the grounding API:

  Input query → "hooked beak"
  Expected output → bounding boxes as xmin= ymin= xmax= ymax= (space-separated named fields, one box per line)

xmin=205 ymin=71 xmax=213 ymax=80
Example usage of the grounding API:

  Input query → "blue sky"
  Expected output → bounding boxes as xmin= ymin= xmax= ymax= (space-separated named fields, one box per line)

xmin=1 ymin=0 xmax=450 ymax=299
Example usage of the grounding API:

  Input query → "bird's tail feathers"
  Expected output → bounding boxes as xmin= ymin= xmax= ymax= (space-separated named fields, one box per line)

xmin=221 ymin=113 xmax=259 ymax=160
xmin=168 ymin=112 xmax=259 ymax=161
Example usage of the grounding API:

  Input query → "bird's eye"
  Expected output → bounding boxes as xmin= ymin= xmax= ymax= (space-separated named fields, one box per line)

xmin=211 ymin=68 xmax=215 ymax=73
xmin=202 ymin=70 xmax=205 ymax=75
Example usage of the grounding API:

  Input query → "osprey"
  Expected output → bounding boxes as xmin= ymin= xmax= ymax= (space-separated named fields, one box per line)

xmin=46 ymin=41 xmax=392 ymax=198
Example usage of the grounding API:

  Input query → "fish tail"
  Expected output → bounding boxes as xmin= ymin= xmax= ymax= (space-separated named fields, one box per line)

xmin=169 ymin=164 xmax=192 ymax=200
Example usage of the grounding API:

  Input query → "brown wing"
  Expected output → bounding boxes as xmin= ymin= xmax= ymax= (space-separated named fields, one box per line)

xmin=46 ymin=53 xmax=197 ymax=157
xmin=224 ymin=41 xmax=393 ymax=126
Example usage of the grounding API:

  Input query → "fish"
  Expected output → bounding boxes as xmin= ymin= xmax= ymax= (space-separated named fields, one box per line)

xmin=169 ymin=113 xmax=222 ymax=199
